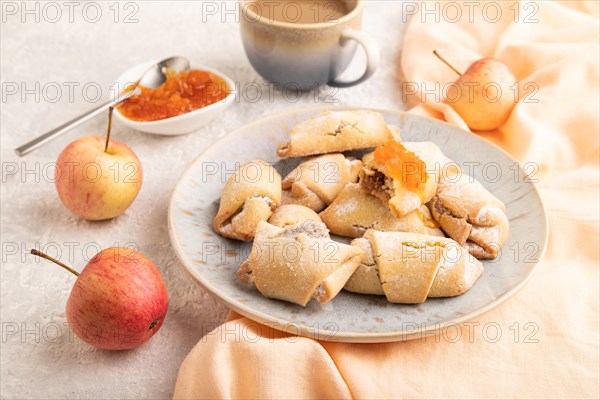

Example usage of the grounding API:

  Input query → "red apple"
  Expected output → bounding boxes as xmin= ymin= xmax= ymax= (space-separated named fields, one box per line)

xmin=31 ymin=247 xmax=168 ymax=350
xmin=55 ymin=135 xmax=143 ymax=220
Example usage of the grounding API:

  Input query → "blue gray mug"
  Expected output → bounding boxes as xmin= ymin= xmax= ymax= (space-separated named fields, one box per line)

xmin=240 ymin=0 xmax=379 ymax=90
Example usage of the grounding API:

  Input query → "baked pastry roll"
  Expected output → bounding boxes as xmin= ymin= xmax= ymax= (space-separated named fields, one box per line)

xmin=268 ymin=205 xmax=321 ymax=228
xmin=344 ymin=230 xmax=483 ymax=303
xmin=359 ymin=141 xmax=458 ymax=218
xmin=428 ymin=173 xmax=509 ymax=259
xmin=281 ymin=153 xmax=362 ymax=212
xmin=319 ymin=184 xmax=444 ymax=237
xmin=213 ymin=160 xmax=281 ymax=241
xmin=237 ymin=220 xmax=365 ymax=306
xmin=277 ymin=110 xmax=397 ymax=158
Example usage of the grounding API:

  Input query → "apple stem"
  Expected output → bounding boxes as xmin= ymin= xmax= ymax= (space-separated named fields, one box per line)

xmin=30 ymin=249 xmax=80 ymax=277
xmin=433 ymin=50 xmax=462 ymax=77
xmin=104 ymin=106 xmax=114 ymax=153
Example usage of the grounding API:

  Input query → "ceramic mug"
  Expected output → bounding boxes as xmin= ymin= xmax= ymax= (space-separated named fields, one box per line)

xmin=239 ymin=0 xmax=379 ymax=90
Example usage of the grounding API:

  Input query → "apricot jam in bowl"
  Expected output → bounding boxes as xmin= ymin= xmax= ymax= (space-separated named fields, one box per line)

xmin=113 ymin=61 xmax=235 ymax=135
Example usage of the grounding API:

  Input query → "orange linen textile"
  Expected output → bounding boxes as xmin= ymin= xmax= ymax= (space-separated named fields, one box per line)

xmin=174 ymin=1 xmax=599 ymax=398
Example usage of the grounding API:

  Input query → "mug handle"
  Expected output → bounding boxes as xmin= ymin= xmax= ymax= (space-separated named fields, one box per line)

xmin=328 ymin=29 xmax=380 ymax=88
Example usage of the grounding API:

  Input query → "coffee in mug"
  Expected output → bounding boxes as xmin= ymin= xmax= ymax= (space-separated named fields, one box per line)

xmin=240 ymin=0 xmax=379 ymax=90
xmin=250 ymin=0 xmax=348 ymax=24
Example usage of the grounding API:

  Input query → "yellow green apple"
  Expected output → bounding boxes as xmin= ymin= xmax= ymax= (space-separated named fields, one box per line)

xmin=435 ymin=51 xmax=517 ymax=131
xmin=55 ymin=135 xmax=142 ymax=220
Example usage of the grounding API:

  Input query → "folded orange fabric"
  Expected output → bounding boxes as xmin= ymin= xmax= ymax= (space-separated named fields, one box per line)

xmin=174 ymin=2 xmax=599 ymax=398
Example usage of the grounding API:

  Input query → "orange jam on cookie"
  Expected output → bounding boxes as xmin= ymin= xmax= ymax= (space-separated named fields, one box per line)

xmin=117 ymin=69 xmax=228 ymax=121
xmin=374 ymin=141 xmax=428 ymax=192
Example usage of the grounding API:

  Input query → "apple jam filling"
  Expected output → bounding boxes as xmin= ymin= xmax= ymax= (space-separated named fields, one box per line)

xmin=373 ymin=141 xmax=428 ymax=193
xmin=117 ymin=69 xmax=229 ymax=122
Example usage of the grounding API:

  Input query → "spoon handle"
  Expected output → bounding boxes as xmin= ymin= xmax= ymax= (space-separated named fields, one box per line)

xmin=14 ymin=89 xmax=139 ymax=157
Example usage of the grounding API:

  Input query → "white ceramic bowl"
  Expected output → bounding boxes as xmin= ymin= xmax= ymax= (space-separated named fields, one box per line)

xmin=113 ymin=60 xmax=236 ymax=135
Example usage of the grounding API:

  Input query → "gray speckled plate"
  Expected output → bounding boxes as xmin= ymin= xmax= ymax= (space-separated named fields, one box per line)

xmin=168 ymin=107 xmax=548 ymax=343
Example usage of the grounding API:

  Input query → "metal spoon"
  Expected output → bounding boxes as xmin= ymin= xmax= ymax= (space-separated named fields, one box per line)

xmin=15 ymin=56 xmax=190 ymax=157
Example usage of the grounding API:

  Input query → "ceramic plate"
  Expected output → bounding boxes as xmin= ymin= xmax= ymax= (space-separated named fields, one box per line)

xmin=168 ymin=107 xmax=548 ymax=343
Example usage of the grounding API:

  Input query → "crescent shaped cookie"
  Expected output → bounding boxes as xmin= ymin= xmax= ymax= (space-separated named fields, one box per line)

xmin=344 ymin=230 xmax=483 ymax=303
xmin=237 ymin=220 xmax=365 ymax=306
xmin=277 ymin=110 xmax=397 ymax=158
xmin=281 ymin=153 xmax=362 ymax=212
xmin=213 ymin=160 xmax=282 ymax=241
xmin=428 ymin=172 xmax=509 ymax=259
xmin=360 ymin=141 xmax=459 ymax=218
xmin=319 ymin=183 xmax=444 ymax=238
xmin=268 ymin=204 xmax=322 ymax=228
